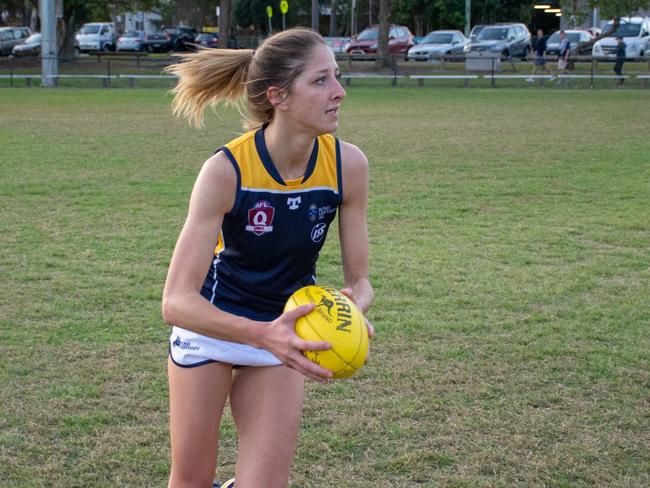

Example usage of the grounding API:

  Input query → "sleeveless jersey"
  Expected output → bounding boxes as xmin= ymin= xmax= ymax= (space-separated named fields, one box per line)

xmin=199 ymin=127 xmax=343 ymax=321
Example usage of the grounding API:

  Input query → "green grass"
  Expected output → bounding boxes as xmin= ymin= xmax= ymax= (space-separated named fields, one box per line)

xmin=1 ymin=87 xmax=649 ymax=487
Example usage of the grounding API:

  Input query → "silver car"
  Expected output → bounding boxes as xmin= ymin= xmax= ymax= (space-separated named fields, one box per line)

xmin=117 ymin=30 xmax=145 ymax=51
xmin=464 ymin=23 xmax=531 ymax=59
xmin=407 ymin=30 xmax=469 ymax=61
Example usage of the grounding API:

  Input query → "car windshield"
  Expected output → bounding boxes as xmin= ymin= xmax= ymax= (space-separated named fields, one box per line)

xmin=80 ymin=25 xmax=101 ymax=34
xmin=603 ymin=21 xmax=641 ymax=37
xmin=196 ymin=33 xmax=215 ymax=40
xmin=422 ymin=33 xmax=453 ymax=44
xmin=163 ymin=28 xmax=178 ymax=34
xmin=26 ymin=33 xmax=41 ymax=43
xmin=124 ymin=31 xmax=140 ymax=38
xmin=477 ymin=28 xmax=507 ymax=41
xmin=356 ymin=29 xmax=378 ymax=41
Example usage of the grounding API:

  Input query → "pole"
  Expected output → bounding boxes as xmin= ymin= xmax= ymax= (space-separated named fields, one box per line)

xmin=465 ymin=0 xmax=471 ymax=38
xmin=40 ymin=0 xmax=58 ymax=87
xmin=351 ymin=0 xmax=356 ymax=36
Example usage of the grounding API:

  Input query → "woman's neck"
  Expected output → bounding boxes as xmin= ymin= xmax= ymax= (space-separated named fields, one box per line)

xmin=264 ymin=120 xmax=315 ymax=181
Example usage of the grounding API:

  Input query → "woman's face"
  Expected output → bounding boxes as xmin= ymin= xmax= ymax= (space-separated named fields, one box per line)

xmin=281 ymin=44 xmax=347 ymax=135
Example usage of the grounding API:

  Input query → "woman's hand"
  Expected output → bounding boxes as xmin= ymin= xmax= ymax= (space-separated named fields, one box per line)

xmin=340 ymin=288 xmax=375 ymax=339
xmin=258 ymin=304 xmax=333 ymax=383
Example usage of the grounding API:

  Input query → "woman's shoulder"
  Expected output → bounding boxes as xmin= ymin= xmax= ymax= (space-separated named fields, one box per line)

xmin=338 ymin=139 xmax=369 ymax=171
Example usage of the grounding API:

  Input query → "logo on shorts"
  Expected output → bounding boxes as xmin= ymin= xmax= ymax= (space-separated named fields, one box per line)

xmin=172 ymin=336 xmax=200 ymax=351
xmin=310 ymin=222 xmax=327 ymax=243
xmin=246 ymin=200 xmax=275 ymax=235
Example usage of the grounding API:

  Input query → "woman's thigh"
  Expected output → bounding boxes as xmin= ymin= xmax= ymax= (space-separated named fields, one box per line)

xmin=168 ymin=358 xmax=233 ymax=487
xmin=229 ymin=365 xmax=305 ymax=488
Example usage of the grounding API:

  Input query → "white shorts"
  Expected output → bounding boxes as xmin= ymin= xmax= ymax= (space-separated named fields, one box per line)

xmin=169 ymin=325 xmax=282 ymax=368
xmin=558 ymin=59 xmax=568 ymax=70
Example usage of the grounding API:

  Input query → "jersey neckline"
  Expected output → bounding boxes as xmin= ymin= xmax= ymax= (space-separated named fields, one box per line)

xmin=254 ymin=126 xmax=319 ymax=187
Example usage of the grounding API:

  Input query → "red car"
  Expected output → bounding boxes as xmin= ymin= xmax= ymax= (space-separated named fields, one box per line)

xmin=346 ymin=25 xmax=414 ymax=57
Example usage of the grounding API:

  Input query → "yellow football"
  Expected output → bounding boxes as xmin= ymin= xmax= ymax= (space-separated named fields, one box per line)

xmin=284 ymin=285 xmax=369 ymax=379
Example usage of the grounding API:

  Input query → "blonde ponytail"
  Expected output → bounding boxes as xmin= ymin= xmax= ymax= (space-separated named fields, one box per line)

xmin=166 ymin=28 xmax=327 ymax=130
xmin=165 ymin=48 xmax=254 ymax=128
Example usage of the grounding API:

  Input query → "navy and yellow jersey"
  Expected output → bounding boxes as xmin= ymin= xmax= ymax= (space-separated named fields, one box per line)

xmin=199 ymin=127 xmax=343 ymax=321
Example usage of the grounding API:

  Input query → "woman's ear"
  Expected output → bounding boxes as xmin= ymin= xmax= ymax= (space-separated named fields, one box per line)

xmin=267 ymin=86 xmax=289 ymax=111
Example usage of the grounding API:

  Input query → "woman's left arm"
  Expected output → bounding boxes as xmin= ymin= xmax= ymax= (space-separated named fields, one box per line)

xmin=338 ymin=141 xmax=374 ymax=318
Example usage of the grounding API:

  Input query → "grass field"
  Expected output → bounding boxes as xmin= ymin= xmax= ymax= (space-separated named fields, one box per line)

xmin=1 ymin=87 xmax=649 ymax=487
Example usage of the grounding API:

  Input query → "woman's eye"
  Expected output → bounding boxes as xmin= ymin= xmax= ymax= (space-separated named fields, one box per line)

xmin=315 ymin=77 xmax=326 ymax=84
xmin=335 ymin=73 xmax=342 ymax=81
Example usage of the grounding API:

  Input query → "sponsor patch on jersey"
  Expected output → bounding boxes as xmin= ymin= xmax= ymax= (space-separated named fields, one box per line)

xmin=246 ymin=200 xmax=275 ymax=235
xmin=287 ymin=196 xmax=301 ymax=210
xmin=311 ymin=222 xmax=327 ymax=243
xmin=308 ymin=204 xmax=336 ymax=222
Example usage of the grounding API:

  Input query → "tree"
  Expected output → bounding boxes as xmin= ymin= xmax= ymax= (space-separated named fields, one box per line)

xmin=562 ymin=0 xmax=650 ymax=50
xmin=218 ymin=0 xmax=233 ymax=48
xmin=375 ymin=0 xmax=390 ymax=68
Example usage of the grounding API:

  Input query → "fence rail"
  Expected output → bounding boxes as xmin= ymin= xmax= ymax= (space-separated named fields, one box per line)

xmin=2 ymin=53 xmax=650 ymax=89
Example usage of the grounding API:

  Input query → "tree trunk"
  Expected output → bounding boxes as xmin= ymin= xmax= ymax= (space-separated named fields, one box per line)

xmin=218 ymin=0 xmax=232 ymax=48
xmin=329 ymin=0 xmax=337 ymax=37
xmin=311 ymin=0 xmax=319 ymax=32
xmin=375 ymin=0 xmax=390 ymax=69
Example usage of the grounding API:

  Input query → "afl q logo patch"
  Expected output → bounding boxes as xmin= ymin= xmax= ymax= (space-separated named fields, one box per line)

xmin=245 ymin=200 xmax=275 ymax=236
xmin=310 ymin=223 xmax=327 ymax=243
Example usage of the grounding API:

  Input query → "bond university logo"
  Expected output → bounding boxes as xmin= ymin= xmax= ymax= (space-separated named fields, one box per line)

xmin=172 ymin=336 xmax=200 ymax=351
xmin=246 ymin=201 xmax=275 ymax=235
xmin=287 ymin=196 xmax=301 ymax=210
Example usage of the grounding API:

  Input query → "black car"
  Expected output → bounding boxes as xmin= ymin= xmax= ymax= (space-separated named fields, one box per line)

xmin=194 ymin=32 xmax=240 ymax=49
xmin=144 ymin=26 xmax=197 ymax=52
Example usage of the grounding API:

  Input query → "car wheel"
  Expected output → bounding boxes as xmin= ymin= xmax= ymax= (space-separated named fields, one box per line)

xmin=102 ymin=44 xmax=111 ymax=52
xmin=521 ymin=46 xmax=530 ymax=60
xmin=501 ymin=50 xmax=509 ymax=61
xmin=146 ymin=45 xmax=153 ymax=53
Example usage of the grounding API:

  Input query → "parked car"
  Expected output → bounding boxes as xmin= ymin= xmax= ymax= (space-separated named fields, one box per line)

xmin=11 ymin=32 xmax=41 ymax=56
xmin=464 ymin=23 xmax=531 ymax=59
xmin=407 ymin=30 xmax=469 ymax=61
xmin=144 ymin=26 xmax=197 ymax=52
xmin=469 ymin=24 xmax=485 ymax=42
xmin=324 ymin=36 xmax=351 ymax=53
xmin=592 ymin=17 xmax=650 ymax=59
xmin=75 ymin=22 xmax=116 ymax=52
xmin=0 ymin=26 xmax=31 ymax=55
xmin=545 ymin=30 xmax=594 ymax=56
xmin=345 ymin=25 xmax=414 ymax=57
xmin=117 ymin=30 xmax=145 ymax=51
xmin=195 ymin=32 xmax=219 ymax=48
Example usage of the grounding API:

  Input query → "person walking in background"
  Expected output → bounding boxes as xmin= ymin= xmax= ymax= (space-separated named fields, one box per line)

xmin=527 ymin=28 xmax=554 ymax=83
xmin=556 ymin=30 xmax=571 ymax=85
xmin=614 ymin=35 xmax=627 ymax=85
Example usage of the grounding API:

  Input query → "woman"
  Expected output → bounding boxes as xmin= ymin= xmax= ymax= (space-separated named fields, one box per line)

xmin=162 ymin=28 xmax=374 ymax=488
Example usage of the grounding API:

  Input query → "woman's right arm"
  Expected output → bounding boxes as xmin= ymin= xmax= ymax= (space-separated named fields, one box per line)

xmin=162 ymin=152 xmax=332 ymax=382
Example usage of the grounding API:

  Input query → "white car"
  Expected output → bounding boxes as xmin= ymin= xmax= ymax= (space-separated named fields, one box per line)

xmin=75 ymin=22 xmax=115 ymax=52
xmin=407 ymin=30 xmax=469 ymax=61
xmin=592 ymin=17 xmax=650 ymax=59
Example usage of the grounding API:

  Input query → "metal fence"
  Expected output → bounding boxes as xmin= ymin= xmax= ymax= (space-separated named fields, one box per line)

xmin=2 ymin=52 xmax=650 ymax=89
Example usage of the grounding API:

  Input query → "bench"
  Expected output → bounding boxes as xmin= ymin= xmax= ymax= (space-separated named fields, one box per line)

xmin=0 ymin=74 xmax=41 ymax=86
xmin=117 ymin=74 xmax=177 ymax=88
xmin=340 ymin=73 xmax=405 ymax=87
xmin=409 ymin=75 xmax=479 ymax=87
xmin=50 ymin=74 xmax=115 ymax=87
